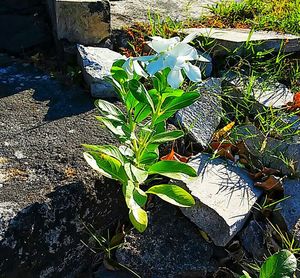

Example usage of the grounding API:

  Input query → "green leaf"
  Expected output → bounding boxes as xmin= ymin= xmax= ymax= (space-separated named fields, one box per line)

xmin=260 ymin=250 xmax=297 ymax=278
xmin=96 ymin=116 xmax=130 ymax=142
xmin=163 ymin=92 xmax=200 ymax=112
xmin=134 ymin=103 xmax=152 ymax=123
xmin=83 ymin=152 xmax=128 ymax=184
xmin=119 ymin=145 xmax=134 ymax=157
xmin=125 ymin=91 xmax=139 ymax=111
xmin=240 ymin=271 xmax=252 ymax=278
xmin=95 ymin=99 xmax=126 ymax=122
xmin=111 ymin=66 xmax=128 ymax=82
xmin=133 ymin=188 xmax=148 ymax=207
xmin=123 ymin=181 xmax=135 ymax=207
xmin=151 ymin=130 xmax=184 ymax=143
xmin=125 ymin=163 xmax=148 ymax=184
xmin=82 ymin=144 xmax=125 ymax=164
xmin=128 ymin=79 xmax=155 ymax=111
xmin=148 ymin=160 xmax=197 ymax=180
xmin=154 ymin=110 xmax=177 ymax=125
xmin=161 ymin=88 xmax=184 ymax=101
xmin=146 ymin=184 xmax=195 ymax=207
xmin=140 ymin=151 xmax=159 ymax=165
xmin=129 ymin=206 xmax=148 ymax=232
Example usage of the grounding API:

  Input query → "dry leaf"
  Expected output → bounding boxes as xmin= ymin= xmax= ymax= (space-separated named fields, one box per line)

xmin=212 ymin=121 xmax=235 ymax=141
xmin=254 ymin=175 xmax=283 ymax=191
xmin=161 ymin=146 xmax=191 ymax=162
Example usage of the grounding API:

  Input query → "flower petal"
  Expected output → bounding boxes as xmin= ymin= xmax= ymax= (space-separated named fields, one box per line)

xmin=164 ymin=55 xmax=185 ymax=70
xmin=169 ymin=43 xmax=198 ymax=60
xmin=148 ymin=36 xmax=180 ymax=53
xmin=183 ymin=63 xmax=202 ymax=82
xmin=135 ymin=55 xmax=156 ymax=62
xmin=146 ymin=56 xmax=165 ymax=75
xmin=122 ymin=58 xmax=134 ymax=78
xmin=167 ymin=69 xmax=184 ymax=88
xmin=133 ymin=60 xmax=148 ymax=78
xmin=182 ymin=32 xmax=199 ymax=43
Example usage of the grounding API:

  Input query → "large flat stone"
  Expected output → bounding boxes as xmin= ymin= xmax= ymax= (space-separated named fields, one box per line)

xmin=237 ymin=125 xmax=300 ymax=176
xmin=278 ymin=179 xmax=300 ymax=242
xmin=0 ymin=60 xmax=126 ymax=277
xmin=116 ymin=201 xmax=217 ymax=278
xmin=110 ymin=0 xmax=221 ymax=29
xmin=56 ymin=0 xmax=110 ymax=44
xmin=224 ymin=74 xmax=293 ymax=108
xmin=183 ymin=28 xmax=300 ymax=55
xmin=77 ymin=44 xmax=124 ymax=98
xmin=179 ymin=154 xmax=263 ymax=246
xmin=175 ymin=78 xmax=222 ymax=147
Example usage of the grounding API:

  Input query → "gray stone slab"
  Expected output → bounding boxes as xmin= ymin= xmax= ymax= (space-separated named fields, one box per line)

xmin=110 ymin=0 xmax=221 ymax=29
xmin=278 ymin=179 xmax=300 ymax=242
xmin=183 ymin=28 xmax=300 ymax=55
xmin=77 ymin=44 xmax=125 ymax=98
xmin=224 ymin=74 xmax=294 ymax=108
xmin=237 ymin=125 xmax=300 ymax=176
xmin=179 ymin=154 xmax=263 ymax=246
xmin=0 ymin=61 xmax=126 ymax=277
xmin=175 ymin=78 xmax=222 ymax=147
xmin=116 ymin=201 xmax=217 ymax=278
xmin=56 ymin=0 xmax=110 ymax=44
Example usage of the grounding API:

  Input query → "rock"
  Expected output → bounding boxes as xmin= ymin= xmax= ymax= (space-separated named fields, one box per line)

xmin=0 ymin=60 xmax=127 ymax=277
xmin=223 ymin=74 xmax=293 ymax=109
xmin=183 ymin=28 xmax=300 ymax=55
xmin=110 ymin=0 xmax=220 ymax=29
xmin=175 ymin=78 xmax=222 ymax=147
xmin=116 ymin=201 xmax=218 ymax=278
xmin=198 ymin=52 xmax=213 ymax=78
xmin=238 ymin=125 xmax=300 ymax=176
xmin=77 ymin=45 xmax=125 ymax=98
xmin=179 ymin=154 xmax=263 ymax=246
xmin=56 ymin=0 xmax=110 ymax=44
xmin=277 ymin=179 xmax=300 ymax=242
xmin=0 ymin=8 xmax=52 ymax=53
xmin=240 ymin=220 xmax=267 ymax=260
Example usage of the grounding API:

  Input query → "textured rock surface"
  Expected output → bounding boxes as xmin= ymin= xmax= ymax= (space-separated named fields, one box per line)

xmin=224 ymin=74 xmax=293 ymax=108
xmin=56 ymin=0 xmax=110 ymax=44
xmin=238 ymin=125 xmax=300 ymax=176
xmin=240 ymin=220 xmax=267 ymax=260
xmin=0 ymin=0 xmax=52 ymax=53
xmin=179 ymin=154 xmax=263 ymax=246
xmin=184 ymin=28 xmax=300 ymax=55
xmin=0 ymin=60 xmax=126 ymax=277
xmin=116 ymin=201 xmax=218 ymax=278
xmin=110 ymin=0 xmax=221 ymax=29
xmin=175 ymin=78 xmax=222 ymax=147
xmin=278 ymin=179 xmax=300 ymax=242
xmin=77 ymin=45 xmax=124 ymax=98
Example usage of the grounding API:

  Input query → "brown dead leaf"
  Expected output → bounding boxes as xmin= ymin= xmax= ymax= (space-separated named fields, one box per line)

xmin=161 ymin=147 xmax=191 ymax=162
xmin=254 ymin=175 xmax=283 ymax=192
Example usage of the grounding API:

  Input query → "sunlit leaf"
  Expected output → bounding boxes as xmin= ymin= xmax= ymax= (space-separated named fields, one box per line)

xmin=260 ymin=250 xmax=297 ymax=278
xmin=148 ymin=160 xmax=197 ymax=180
xmin=82 ymin=144 xmax=125 ymax=164
xmin=83 ymin=152 xmax=127 ymax=184
xmin=147 ymin=184 xmax=195 ymax=207
xmin=151 ymin=130 xmax=184 ymax=143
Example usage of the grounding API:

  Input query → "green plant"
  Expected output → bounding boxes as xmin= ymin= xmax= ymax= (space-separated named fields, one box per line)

xmin=241 ymin=249 xmax=297 ymax=278
xmin=83 ymin=35 xmax=208 ymax=232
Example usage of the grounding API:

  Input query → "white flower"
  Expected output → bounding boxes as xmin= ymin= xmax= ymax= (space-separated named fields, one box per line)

xmin=122 ymin=57 xmax=149 ymax=79
xmin=146 ymin=33 xmax=210 ymax=88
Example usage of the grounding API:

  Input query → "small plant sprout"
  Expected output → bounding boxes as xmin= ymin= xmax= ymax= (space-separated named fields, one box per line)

xmin=83 ymin=35 xmax=206 ymax=232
